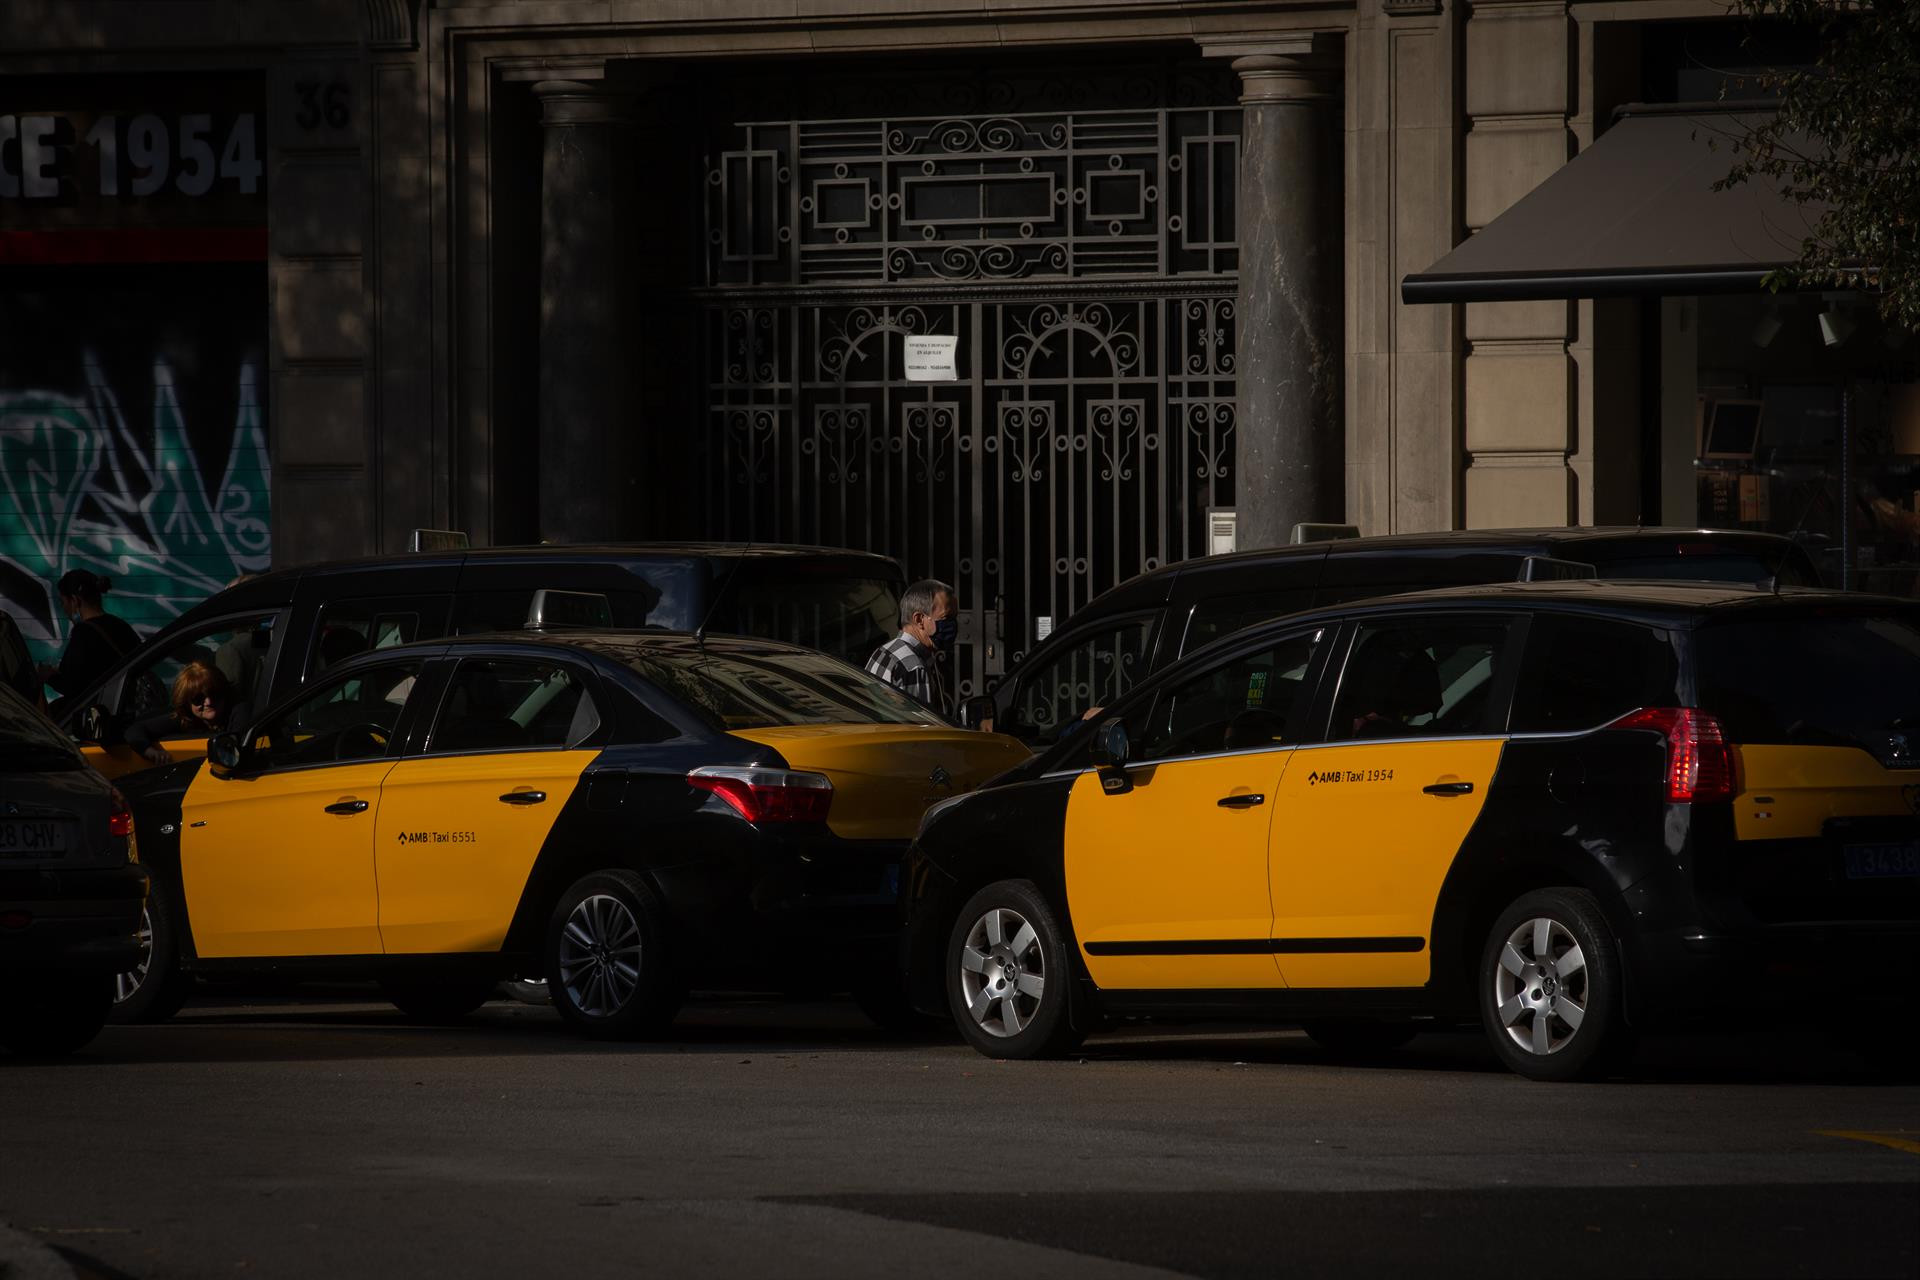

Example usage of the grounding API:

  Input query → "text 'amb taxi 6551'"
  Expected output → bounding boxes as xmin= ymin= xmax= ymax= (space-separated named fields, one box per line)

xmin=899 ymin=581 xmax=1920 ymax=1080
xmin=113 ymin=629 xmax=1026 ymax=1036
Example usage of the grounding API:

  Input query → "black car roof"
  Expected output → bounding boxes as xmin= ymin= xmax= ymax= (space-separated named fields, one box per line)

xmin=1258 ymin=579 xmax=1913 ymax=629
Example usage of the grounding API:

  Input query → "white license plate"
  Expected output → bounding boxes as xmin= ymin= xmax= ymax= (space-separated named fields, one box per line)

xmin=0 ymin=819 xmax=69 ymax=856
xmin=1842 ymin=841 xmax=1920 ymax=880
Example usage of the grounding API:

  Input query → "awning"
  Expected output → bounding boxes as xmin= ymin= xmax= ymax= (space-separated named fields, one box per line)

xmin=1402 ymin=105 xmax=1823 ymax=305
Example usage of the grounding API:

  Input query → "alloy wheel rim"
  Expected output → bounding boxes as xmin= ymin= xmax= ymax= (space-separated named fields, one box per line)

xmin=1493 ymin=915 xmax=1589 ymax=1056
xmin=113 ymin=906 xmax=154 ymax=1004
xmin=557 ymin=894 xmax=643 ymax=1018
xmin=958 ymin=906 xmax=1045 ymax=1038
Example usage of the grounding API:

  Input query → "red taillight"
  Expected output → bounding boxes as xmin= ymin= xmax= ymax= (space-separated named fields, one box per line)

xmin=1609 ymin=707 xmax=1735 ymax=803
xmin=688 ymin=767 xmax=833 ymax=824
xmin=108 ymin=788 xmax=134 ymax=838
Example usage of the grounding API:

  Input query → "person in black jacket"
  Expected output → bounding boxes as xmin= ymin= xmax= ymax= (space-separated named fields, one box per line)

xmin=37 ymin=570 xmax=140 ymax=715
xmin=125 ymin=660 xmax=249 ymax=766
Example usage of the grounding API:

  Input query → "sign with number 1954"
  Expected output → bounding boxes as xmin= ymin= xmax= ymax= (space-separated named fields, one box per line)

xmin=0 ymin=110 xmax=261 ymax=200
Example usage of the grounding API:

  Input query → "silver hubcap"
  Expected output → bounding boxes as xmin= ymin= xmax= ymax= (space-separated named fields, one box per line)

xmin=958 ymin=906 xmax=1045 ymax=1038
xmin=113 ymin=906 xmax=154 ymax=1004
xmin=1493 ymin=916 xmax=1589 ymax=1057
xmin=557 ymin=894 xmax=643 ymax=1018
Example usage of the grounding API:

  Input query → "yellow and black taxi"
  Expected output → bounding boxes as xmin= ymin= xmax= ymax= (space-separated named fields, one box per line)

xmin=900 ymin=581 xmax=1920 ymax=1080
xmin=113 ymin=630 xmax=1027 ymax=1035
xmin=0 ymin=683 xmax=146 ymax=1056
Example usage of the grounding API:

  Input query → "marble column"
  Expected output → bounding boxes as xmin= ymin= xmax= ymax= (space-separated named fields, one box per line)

xmin=1227 ymin=41 xmax=1344 ymax=549
xmin=534 ymin=79 xmax=638 ymax=543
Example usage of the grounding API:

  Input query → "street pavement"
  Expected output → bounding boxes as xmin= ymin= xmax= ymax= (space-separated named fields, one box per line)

xmin=3 ymin=991 xmax=1917 ymax=1278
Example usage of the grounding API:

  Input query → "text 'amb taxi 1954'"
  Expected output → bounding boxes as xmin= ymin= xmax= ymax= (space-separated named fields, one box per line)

xmin=899 ymin=581 xmax=1920 ymax=1081
xmin=111 ymin=628 xmax=1026 ymax=1036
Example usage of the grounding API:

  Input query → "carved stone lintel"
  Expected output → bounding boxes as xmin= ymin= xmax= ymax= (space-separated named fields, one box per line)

xmin=532 ymin=80 xmax=635 ymax=129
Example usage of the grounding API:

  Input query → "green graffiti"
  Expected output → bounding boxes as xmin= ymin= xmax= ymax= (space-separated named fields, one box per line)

xmin=0 ymin=356 xmax=270 ymax=662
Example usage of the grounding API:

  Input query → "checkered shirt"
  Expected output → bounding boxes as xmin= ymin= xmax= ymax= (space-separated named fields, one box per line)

xmin=865 ymin=630 xmax=951 ymax=716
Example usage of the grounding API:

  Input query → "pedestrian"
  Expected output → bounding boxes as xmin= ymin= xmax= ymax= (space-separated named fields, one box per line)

xmin=865 ymin=578 xmax=957 ymax=717
xmin=36 ymin=570 xmax=140 ymax=716
xmin=123 ymin=660 xmax=249 ymax=767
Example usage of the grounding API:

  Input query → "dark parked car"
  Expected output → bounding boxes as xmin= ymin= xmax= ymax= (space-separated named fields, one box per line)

xmin=58 ymin=542 xmax=904 ymax=781
xmin=903 ymin=580 xmax=1920 ymax=1080
xmin=981 ymin=527 xmax=1823 ymax=747
xmin=0 ymin=684 xmax=146 ymax=1056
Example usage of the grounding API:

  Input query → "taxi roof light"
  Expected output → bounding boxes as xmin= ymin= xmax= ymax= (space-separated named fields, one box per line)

xmin=687 ymin=766 xmax=833 ymax=824
xmin=1609 ymin=707 xmax=1735 ymax=804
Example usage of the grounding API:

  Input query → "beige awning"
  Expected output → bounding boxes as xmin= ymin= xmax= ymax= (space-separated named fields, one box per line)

xmin=1402 ymin=106 xmax=1823 ymax=304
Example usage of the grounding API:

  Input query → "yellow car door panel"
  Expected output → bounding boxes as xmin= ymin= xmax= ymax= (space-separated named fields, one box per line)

xmin=374 ymin=750 xmax=598 ymax=953
xmin=1268 ymin=738 xmax=1503 ymax=988
xmin=1065 ymin=753 xmax=1289 ymax=990
xmin=179 ymin=760 xmax=395 ymax=957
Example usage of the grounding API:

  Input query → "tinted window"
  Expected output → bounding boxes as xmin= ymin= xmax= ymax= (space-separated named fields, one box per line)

xmin=311 ymin=596 xmax=450 ymax=676
xmin=1182 ymin=589 xmax=1316 ymax=655
xmin=711 ymin=570 xmax=900 ymax=669
xmin=1584 ymin=552 xmax=1812 ymax=586
xmin=428 ymin=659 xmax=599 ymax=753
xmin=1328 ymin=619 xmax=1511 ymax=741
xmin=1008 ymin=615 xmax=1156 ymax=743
xmin=0 ymin=686 xmax=82 ymax=770
xmin=1695 ymin=613 xmax=1920 ymax=758
xmin=1138 ymin=629 xmax=1325 ymax=762
xmin=248 ymin=662 xmax=421 ymax=771
xmin=618 ymin=647 xmax=943 ymax=730
xmin=1511 ymin=617 xmax=1680 ymax=733
xmin=118 ymin=613 xmax=277 ymax=719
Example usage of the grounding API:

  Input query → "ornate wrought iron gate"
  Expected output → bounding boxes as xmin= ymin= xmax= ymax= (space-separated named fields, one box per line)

xmin=692 ymin=69 xmax=1241 ymax=696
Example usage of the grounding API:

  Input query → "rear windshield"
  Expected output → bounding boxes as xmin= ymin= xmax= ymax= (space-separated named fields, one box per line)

xmin=1582 ymin=546 xmax=1819 ymax=587
xmin=619 ymin=647 xmax=944 ymax=730
xmin=712 ymin=572 xmax=899 ymax=669
xmin=0 ymin=687 xmax=84 ymax=771
xmin=1695 ymin=613 xmax=1920 ymax=757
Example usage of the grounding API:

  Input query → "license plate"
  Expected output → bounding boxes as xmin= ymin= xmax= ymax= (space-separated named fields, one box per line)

xmin=0 ymin=819 xmax=69 ymax=856
xmin=1842 ymin=841 xmax=1920 ymax=880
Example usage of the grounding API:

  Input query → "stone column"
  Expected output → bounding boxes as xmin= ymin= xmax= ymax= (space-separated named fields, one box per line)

xmin=533 ymin=80 xmax=638 ymax=543
xmin=1221 ymin=40 xmax=1344 ymax=550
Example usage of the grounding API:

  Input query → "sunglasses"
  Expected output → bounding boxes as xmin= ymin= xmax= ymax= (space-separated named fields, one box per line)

xmin=187 ymin=694 xmax=221 ymax=708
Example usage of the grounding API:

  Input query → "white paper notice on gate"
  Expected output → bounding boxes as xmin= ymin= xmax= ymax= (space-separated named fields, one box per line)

xmin=902 ymin=334 xmax=959 ymax=382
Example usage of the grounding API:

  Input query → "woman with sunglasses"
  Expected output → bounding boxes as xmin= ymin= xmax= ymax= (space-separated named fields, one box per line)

xmin=125 ymin=661 xmax=251 ymax=767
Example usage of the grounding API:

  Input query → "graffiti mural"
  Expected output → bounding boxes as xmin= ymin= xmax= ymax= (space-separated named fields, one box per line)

xmin=0 ymin=264 xmax=270 ymax=664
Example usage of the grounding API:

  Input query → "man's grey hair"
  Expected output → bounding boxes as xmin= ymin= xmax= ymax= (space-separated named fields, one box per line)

xmin=899 ymin=578 xmax=954 ymax=626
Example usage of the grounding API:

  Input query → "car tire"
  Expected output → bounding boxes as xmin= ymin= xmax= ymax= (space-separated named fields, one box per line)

xmin=1301 ymin=1019 xmax=1419 ymax=1057
xmin=501 ymin=976 xmax=552 ymax=1006
xmin=109 ymin=880 xmax=193 ymax=1025
xmin=947 ymin=879 xmax=1086 ymax=1059
xmin=1 ymin=972 xmax=114 ymax=1057
xmin=1478 ymin=888 xmax=1633 ymax=1082
xmin=379 ymin=972 xmax=499 ymax=1023
xmin=544 ymin=869 xmax=682 ymax=1039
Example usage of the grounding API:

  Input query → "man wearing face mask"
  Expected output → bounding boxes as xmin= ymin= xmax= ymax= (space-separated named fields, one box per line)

xmin=865 ymin=577 xmax=957 ymax=718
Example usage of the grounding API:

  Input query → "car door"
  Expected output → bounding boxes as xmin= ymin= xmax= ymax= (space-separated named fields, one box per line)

xmin=1063 ymin=625 xmax=1331 ymax=990
xmin=373 ymin=654 xmax=605 ymax=953
xmin=177 ymin=658 xmax=424 ymax=958
xmin=1266 ymin=614 xmax=1521 ymax=988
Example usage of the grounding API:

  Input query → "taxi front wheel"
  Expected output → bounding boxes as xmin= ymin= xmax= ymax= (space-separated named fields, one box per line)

xmin=948 ymin=879 xmax=1085 ymax=1059
xmin=545 ymin=869 xmax=682 ymax=1038
xmin=1478 ymin=888 xmax=1634 ymax=1082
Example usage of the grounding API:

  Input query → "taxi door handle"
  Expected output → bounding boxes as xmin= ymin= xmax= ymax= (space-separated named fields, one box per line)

xmin=1422 ymin=781 xmax=1474 ymax=797
xmin=1217 ymin=793 xmax=1266 ymax=809
xmin=498 ymin=790 xmax=547 ymax=806
xmin=324 ymin=799 xmax=370 ymax=815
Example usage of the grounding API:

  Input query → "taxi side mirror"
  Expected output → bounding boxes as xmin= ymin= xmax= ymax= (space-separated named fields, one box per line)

xmin=957 ymin=695 xmax=994 ymax=731
xmin=206 ymin=732 xmax=243 ymax=776
xmin=1089 ymin=717 xmax=1133 ymax=795
xmin=77 ymin=704 xmax=108 ymax=744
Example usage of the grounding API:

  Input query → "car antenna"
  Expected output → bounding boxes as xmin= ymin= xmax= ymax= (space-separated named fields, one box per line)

xmin=694 ymin=535 xmax=753 ymax=651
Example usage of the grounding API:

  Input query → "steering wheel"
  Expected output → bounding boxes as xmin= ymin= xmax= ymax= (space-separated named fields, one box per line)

xmin=331 ymin=723 xmax=390 ymax=762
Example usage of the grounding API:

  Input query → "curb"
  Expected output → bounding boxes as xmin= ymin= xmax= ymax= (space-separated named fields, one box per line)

xmin=0 ymin=1223 xmax=81 ymax=1280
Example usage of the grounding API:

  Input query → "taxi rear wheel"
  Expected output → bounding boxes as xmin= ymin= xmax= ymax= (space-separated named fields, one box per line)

xmin=1478 ymin=888 xmax=1631 ymax=1082
xmin=109 ymin=880 xmax=193 ymax=1025
xmin=948 ymin=879 xmax=1084 ymax=1059
xmin=545 ymin=869 xmax=681 ymax=1038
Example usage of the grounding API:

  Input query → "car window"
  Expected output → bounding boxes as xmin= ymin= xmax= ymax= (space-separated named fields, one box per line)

xmin=617 ymin=646 xmax=945 ymax=730
xmin=246 ymin=662 xmax=422 ymax=772
xmin=1181 ymin=589 xmax=1316 ymax=656
xmin=1136 ymin=628 xmax=1325 ymax=763
xmin=710 ymin=570 xmax=900 ymax=670
xmin=116 ymin=613 xmax=277 ymax=720
xmin=1007 ymin=615 xmax=1156 ymax=743
xmin=310 ymin=596 xmax=451 ymax=677
xmin=1695 ymin=613 xmax=1920 ymax=760
xmin=428 ymin=658 xmax=601 ymax=753
xmin=1510 ymin=616 xmax=1680 ymax=733
xmin=1327 ymin=619 xmax=1511 ymax=742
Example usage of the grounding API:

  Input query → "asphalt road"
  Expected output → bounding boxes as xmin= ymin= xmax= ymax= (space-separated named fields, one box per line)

xmin=3 ymin=993 xmax=1917 ymax=1279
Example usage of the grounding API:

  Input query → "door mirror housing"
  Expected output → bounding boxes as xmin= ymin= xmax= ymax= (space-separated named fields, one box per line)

xmin=1089 ymin=716 xmax=1133 ymax=795
xmin=77 ymin=704 xmax=108 ymax=744
xmin=206 ymin=732 xmax=243 ymax=776
xmin=957 ymin=695 xmax=995 ymax=731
